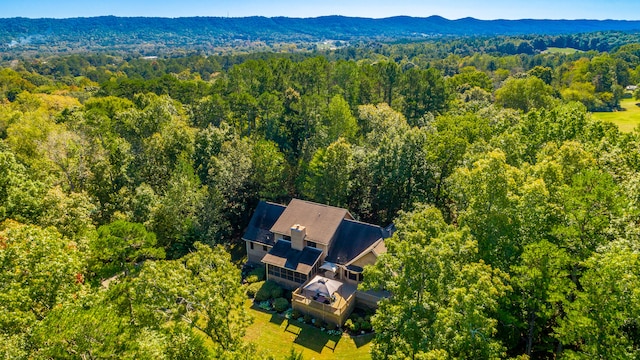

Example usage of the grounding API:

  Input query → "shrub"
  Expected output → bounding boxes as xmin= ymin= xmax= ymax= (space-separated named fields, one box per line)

xmin=326 ymin=322 xmax=337 ymax=331
xmin=360 ymin=321 xmax=372 ymax=332
xmin=273 ymin=297 xmax=289 ymax=312
xmin=270 ymin=284 xmax=283 ymax=299
xmin=345 ymin=319 xmax=359 ymax=332
xmin=314 ymin=319 xmax=325 ymax=329
xmin=303 ymin=314 xmax=312 ymax=324
xmin=283 ymin=308 xmax=294 ymax=319
xmin=258 ymin=301 xmax=272 ymax=311
xmin=246 ymin=281 xmax=264 ymax=298
xmin=291 ymin=309 xmax=301 ymax=319
xmin=255 ymin=280 xmax=282 ymax=302
xmin=246 ymin=267 xmax=265 ymax=283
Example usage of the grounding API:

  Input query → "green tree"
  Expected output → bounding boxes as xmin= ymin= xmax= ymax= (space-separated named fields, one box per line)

xmin=303 ymin=138 xmax=353 ymax=208
xmin=555 ymin=240 xmax=640 ymax=358
xmin=495 ymin=76 xmax=555 ymax=113
xmin=149 ymin=162 xmax=206 ymax=258
xmin=447 ymin=66 xmax=493 ymax=93
xmin=448 ymin=149 xmax=524 ymax=270
xmin=89 ymin=220 xmax=165 ymax=280
xmin=0 ymin=145 xmax=47 ymax=223
xmin=0 ymin=221 xmax=84 ymax=356
xmin=510 ymin=240 xmax=574 ymax=357
xmin=324 ymin=94 xmax=358 ymax=144
xmin=362 ymin=206 xmax=509 ymax=359
xmin=137 ymin=242 xmax=253 ymax=356
xmin=527 ymin=66 xmax=553 ymax=85
xmin=251 ymin=139 xmax=289 ymax=201
xmin=400 ymin=67 xmax=448 ymax=125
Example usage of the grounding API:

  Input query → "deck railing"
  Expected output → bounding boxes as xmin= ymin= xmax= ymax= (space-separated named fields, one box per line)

xmin=292 ymin=289 xmax=355 ymax=316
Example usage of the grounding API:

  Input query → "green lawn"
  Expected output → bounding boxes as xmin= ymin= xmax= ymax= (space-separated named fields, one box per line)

xmin=592 ymin=98 xmax=640 ymax=133
xmin=244 ymin=301 xmax=373 ymax=359
xmin=543 ymin=47 xmax=583 ymax=54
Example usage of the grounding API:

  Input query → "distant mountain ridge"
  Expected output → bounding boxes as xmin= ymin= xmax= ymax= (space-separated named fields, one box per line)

xmin=1 ymin=15 xmax=640 ymax=54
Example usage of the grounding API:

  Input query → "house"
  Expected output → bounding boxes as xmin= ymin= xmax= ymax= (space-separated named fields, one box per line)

xmin=243 ymin=199 xmax=393 ymax=326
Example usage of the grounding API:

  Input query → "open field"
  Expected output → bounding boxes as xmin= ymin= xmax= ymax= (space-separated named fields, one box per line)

xmin=244 ymin=301 xmax=373 ymax=359
xmin=592 ymin=98 xmax=640 ymax=133
xmin=543 ymin=47 xmax=583 ymax=54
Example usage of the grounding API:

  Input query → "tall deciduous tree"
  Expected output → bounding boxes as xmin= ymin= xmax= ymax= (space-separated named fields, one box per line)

xmin=0 ymin=221 xmax=84 ymax=357
xmin=303 ymin=138 xmax=353 ymax=208
xmin=324 ymin=94 xmax=358 ymax=144
xmin=362 ymin=206 xmax=509 ymax=359
xmin=510 ymin=240 xmax=574 ymax=357
xmin=495 ymin=76 xmax=555 ymax=113
xmin=448 ymin=149 xmax=524 ymax=270
xmin=137 ymin=242 xmax=253 ymax=356
xmin=555 ymin=240 xmax=640 ymax=358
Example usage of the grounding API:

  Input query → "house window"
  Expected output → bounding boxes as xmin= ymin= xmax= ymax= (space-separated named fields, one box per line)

xmin=267 ymin=265 xmax=307 ymax=284
xmin=250 ymin=242 xmax=254 ymax=250
xmin=263 ymin=245 xmax=268 ymax=251
xmin=348 ymin=271 xmax=359 ymax=281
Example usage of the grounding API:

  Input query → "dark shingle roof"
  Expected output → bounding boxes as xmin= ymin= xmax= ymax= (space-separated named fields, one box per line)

xmin=242 ymin=201 xmax=286 ymax=246
xmin=325 ymin=219 xmax=388 ymax=265
xmin=262 ymin=240 xmax=323 ymax=274
xmin=270 ymin=199 xmax=352 ymax=246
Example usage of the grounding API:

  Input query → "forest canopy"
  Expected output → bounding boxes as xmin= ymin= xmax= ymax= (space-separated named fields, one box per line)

xmin=1 ymin=30 xmax=640 ymax=359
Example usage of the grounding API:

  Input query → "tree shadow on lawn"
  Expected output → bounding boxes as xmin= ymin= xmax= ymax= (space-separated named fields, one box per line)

xmin=352 ymin=332 xmax=375 ymax=348
xmin=285 ymin=320 xmax=341 ymax=353
xmin=250 ymin=303 xmax=285 ymax=326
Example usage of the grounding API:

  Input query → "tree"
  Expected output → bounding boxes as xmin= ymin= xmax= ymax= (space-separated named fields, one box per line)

xmin=0 ymin=221 xmax=84 ymax=356
xmin=89 ymin=220 xmax=165 ymax=280
xmin=448 ymin=149 xmax=524 ymax=270
xmin=137 ymin=242 xmax=253 ymax=356
xmin=527 ymin=66 xmax=553 ymax=85
xmin=552 ymin=169 xmax=622 ymax=263
xmin=149 ymin=161 xmax=206 ymax=258
xmin=361 ymin=206 xmax=509 ymax=359
xmin=447 ymin=66 xmax=493 ymax=93
xmin=400 ymin=67 xmax=448 ymax=125
xmin=324 ymin=94 xmax=358 ymax=144
xmin=303 ymin=138 xmax=353 ymax=208
xmin=510 ymin=240 xmax=574 ymax=357
xmin=0 ymin=146 xmax=47 ymax=224
xmin=555 ymin=240 xmax=640 ymax=358
xmin=251 ymin=139 xmax=289 ymax=201
xmin=495 ymin=76 xmax=555 ymax=113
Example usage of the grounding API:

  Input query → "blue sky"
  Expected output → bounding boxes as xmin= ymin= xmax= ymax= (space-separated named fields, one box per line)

xmin=2 ymin=0 xmax=639 ymax=20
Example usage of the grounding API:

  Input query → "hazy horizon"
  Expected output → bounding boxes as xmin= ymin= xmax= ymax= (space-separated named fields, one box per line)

xmin=3 ymin=0 xmax=640 ymax=21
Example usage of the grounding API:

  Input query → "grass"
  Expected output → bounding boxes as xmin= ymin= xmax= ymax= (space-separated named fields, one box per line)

xmin=244 ymin=300 xmax=373 ymax=359
xmin=543 ymin=47 xmax=583 ymax=54
xmin=592 ymin=97 xmax=640 ymax=133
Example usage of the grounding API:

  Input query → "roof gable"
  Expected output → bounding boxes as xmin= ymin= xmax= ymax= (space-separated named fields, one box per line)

xmin=242 ymin=201 xmax=286 ymax=246
xmin=269 ymin=199 xmax=351 ymax=245
xmin=325 ymin=219 xmax=387 ymax=265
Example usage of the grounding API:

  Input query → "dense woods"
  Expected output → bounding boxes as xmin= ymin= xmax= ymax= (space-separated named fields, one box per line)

xmin=1 ymin=30 xmax=640 ymax=359
xmin=3 ymin=16 xmax=640 ymax=55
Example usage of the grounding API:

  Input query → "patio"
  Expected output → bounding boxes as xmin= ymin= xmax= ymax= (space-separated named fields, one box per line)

xmin=292 ymin=275 xmax=357 ymax=326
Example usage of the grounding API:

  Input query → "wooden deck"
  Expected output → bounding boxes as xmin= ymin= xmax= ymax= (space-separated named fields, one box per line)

xmin=292 ymin=282 xmax=357 ymax=326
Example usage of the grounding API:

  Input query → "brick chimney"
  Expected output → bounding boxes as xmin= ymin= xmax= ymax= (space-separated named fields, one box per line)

xmin=290 ymin=224 xmax=306 ymax=251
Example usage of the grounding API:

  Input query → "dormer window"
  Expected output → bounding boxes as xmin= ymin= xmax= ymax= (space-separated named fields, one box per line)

xmin=307 ymin=241 xmax=316 ymax=248
xmin=283 ymin=235 xmax=291 ymax=241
